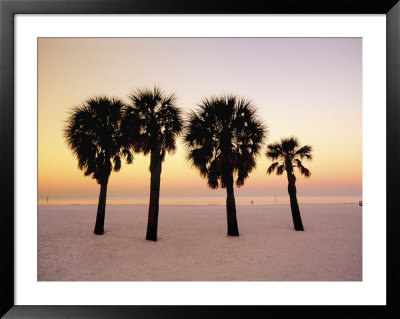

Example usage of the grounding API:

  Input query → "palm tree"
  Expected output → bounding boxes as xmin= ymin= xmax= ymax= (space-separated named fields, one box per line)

xmin=266 ymin=137 xmax=313 ymax=231
xmin=124 ymin=87 xmax=183 ymax=241
xmin=184 ymin=95 xmax=267 ymax=236
xmin=64 ymin=96 xmax=133 ymax=235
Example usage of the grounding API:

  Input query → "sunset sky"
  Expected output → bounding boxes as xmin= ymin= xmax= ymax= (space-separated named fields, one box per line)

xmin=38 ymin=38 xmax=362 ymax=204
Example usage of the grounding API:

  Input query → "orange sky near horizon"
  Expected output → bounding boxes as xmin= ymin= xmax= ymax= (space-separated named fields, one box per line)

xmin=38 ymin=38 xmax=362 ymax=204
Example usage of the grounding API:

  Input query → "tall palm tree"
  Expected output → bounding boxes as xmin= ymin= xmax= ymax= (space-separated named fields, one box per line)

xmin=124 ymin=87 xmax=183 ymax=241
xmin=184 ymin=95 xmax=267 ymax=236
xmin=64 ymin=96 xmax=133 ymax=235
xmin=266 ymin=137 xmax=313 ymax=231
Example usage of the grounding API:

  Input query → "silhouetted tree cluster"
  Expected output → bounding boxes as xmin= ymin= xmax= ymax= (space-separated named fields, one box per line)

xmin=64 ymin=87 xmax=313 ymax=241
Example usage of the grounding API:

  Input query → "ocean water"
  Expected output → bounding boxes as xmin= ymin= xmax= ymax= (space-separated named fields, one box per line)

xmin=38 ymin=195 xmax=362 ymax=206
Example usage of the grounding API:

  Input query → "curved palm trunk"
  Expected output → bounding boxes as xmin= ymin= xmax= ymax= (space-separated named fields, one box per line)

xmin=225 ymin=174 xmax=240 ymax=236
xmin=94 ymin=180 xmax=108 ymax=235
xmin=146 ymin=149 xmax=162 ymax=241
xmin=285 ymin=162 xmax=304 ymax=231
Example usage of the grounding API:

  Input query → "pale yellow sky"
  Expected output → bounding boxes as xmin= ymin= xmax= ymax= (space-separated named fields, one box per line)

xmin=38 ymin=38 xmax=362 ymax=204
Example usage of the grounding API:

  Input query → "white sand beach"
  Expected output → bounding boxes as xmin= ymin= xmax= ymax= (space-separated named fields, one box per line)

xmin=38 ymin=204 xmax=362 ymax=281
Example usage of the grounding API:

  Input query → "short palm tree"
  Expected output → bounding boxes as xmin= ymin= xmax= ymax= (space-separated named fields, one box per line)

xmin=184 ymin=95 xmax=266 ymax=236
xmin=64 ymin=96 xmax=133 ymax=235
xmin=124 ymin=87 xmax=183 ymax=241
xmin=266 ymin=137 xmax=313 ymax=231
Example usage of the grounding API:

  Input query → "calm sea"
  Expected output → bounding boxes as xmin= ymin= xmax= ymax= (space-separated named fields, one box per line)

xmin=38 ymin=195 xmax=362 ymax=206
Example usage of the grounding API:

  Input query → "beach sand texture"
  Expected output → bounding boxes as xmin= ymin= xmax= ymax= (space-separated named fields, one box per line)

xmin=38 ymin=204 xmax=362 ymax=281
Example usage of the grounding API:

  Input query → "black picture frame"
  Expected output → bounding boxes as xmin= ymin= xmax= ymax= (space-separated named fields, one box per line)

xmin=1 ymin=0 xmax=399 ymax=318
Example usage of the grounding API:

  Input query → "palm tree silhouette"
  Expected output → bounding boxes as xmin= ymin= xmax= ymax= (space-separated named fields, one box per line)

xmin=266 ymin=137 xmax=313 ymax=231
xmin=184 ymin=95 xmax=266 ymax=236
xmin=64 ymin=96 xmax=133 ymax=235
xmin=124 ymin=87 xmax=183 ymax=241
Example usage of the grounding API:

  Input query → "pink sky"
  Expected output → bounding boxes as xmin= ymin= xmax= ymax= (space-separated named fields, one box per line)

xmin=38 ymin=38 xmax=362 ymax=204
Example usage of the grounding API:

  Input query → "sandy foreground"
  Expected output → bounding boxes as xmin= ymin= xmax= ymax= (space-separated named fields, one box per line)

xmin=38 ymin=204 xmax=362 ymax=281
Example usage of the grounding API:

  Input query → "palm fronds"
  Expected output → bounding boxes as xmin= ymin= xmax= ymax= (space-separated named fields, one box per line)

xmin=184 ymin=94 xmax=267 ymax=189
xmin=265 ymin=136 xmax=312 ymax=178
xmin=64 ymin=96 xmax=133 ymax=184
xmin=124 ymin=86 xmax=183 ymax=159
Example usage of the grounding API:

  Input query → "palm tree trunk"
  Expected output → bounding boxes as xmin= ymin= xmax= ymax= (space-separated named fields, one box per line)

xmin=94 ymin=181 xmax=108 ymax=235
xmin=146 ymin=150 xmax=162 ymax=241
xmin=286 ymin=169 xmax=304 ymax=231
xmin=226 ymin=176 xmax=239 ymax=236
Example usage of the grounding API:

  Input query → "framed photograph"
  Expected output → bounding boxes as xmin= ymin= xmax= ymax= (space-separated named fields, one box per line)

xmin=1 ymin=0 xmax=399 ymax=318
